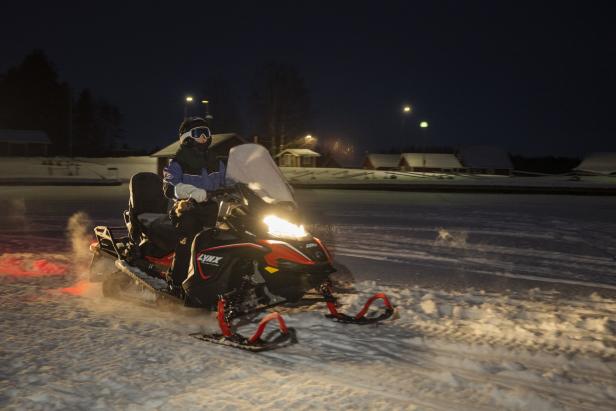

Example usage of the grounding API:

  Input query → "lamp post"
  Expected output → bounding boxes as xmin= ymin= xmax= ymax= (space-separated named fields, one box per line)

xmin=201 ymin=100 xmax=211 ymax=120
xmin=280 ymin=134 xmax=316 ymax=151
xmin=401 ymin=105 xmax=412 ymax=151
xmin=67 ymin=87 xmax=73 ymax=158
xmin=184 ymin=96 xmax=193 ymax=118
xmin=419 ymin=121 xmax=429 ymax=169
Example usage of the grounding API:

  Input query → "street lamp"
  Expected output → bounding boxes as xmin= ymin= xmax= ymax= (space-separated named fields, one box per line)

xmin=401 ymin=105 xmax=413 ymax=151
xmin=201 ymin=100 xmax=211 ymax=120
xmin=419 ymin=121 xmax=429 ymax=169
xmin=184 ymin=96 xmax=194 ymax=118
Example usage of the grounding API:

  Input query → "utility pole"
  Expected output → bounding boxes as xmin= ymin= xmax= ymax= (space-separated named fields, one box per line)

xmin=401 ymin=105 xmax=412 ymax=152
xmin=68 ymin=87 xmax=73 ymax=158
xmin=201 ymin=100 xmax=212 ymax=122
xmin=184 ymin=96 xmax=193 ymax=119
xmin=420 ymin=121 xmax=429 ymax=169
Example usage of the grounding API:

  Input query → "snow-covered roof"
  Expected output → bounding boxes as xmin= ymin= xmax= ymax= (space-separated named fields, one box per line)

xmin=275 ymin=149 xmax=321 ymax=158
xmin=364 ymin=154 xmax=400 ymax=169
xmin=458 ymin=145 xmax=512 ymax=169
xmin=400 ymin=153 xmax=463 ymax=169
xmin=0 ymin=129 xmax=51 ymax=144
xmin=150 ymin=133 xmax=242 ymax=157
xmin=574 ymin=152 xmax=616 ymax=175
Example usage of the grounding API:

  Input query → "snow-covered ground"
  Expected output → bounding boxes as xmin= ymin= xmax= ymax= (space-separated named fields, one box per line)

xmin=0 ymin=156 xmax=156 ymax=183
xmin=283 ymin=167 xmax=616 ymax=190
xmin=2 ymin=156 xmax=614 ymax=191
xmin=1 ymin=186 xmax=616 ymax=410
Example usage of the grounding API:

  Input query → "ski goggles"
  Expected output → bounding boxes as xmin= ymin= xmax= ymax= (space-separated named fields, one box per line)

xmin=181 ymin=126 xmax=212 ymax=141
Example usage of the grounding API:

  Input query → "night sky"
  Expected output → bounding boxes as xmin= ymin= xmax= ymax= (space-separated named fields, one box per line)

xmin=2 ymin=1 xmax=615 ymax=157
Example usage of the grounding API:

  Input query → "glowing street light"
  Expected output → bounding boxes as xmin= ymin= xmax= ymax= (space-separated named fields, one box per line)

xmin=305 ymin=134 xmax=313 ymax=142
xmin=184 ymin=96 xmax=194 ymax=118
xmin=400 ymin=105 xmax=413 ymax=150
xmin=420 ymin=121 xmax=429 ymax=128
xmin=201 ymin=100 xmax=212 ymax=119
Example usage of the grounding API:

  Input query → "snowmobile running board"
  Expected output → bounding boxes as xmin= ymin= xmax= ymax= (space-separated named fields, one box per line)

xmin=190 ymin=298 xmax=297 ymax=352
xmin=320 ymin=283 xmax=394 ymax=324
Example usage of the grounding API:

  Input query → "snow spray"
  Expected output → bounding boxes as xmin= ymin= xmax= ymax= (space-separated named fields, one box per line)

xmin=66 ymin=211 xmax=93 ymax=275
xmin=435 ymin=228 xmax=468 ymax=248
xmin=307 ymin=223 xmax=338 ymax=255
xmin=2 ymin=198 xmax=26 ymax=227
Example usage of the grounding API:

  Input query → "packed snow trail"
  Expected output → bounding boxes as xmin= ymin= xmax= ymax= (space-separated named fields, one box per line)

xmin=2 ymin=187 xmax=616 ymax=409
xmin=1 ymin=254 xmax=615 ymax=410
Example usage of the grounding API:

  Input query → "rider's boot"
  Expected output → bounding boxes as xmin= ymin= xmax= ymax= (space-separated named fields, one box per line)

xmin=166 ymin=237 xmax=190 ymax=300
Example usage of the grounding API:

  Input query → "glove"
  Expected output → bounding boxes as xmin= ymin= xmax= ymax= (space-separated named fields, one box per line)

xmin=174 ymin=183 xmax=207 ymax=202
xmin=174 ymin=199 xmax=196 ymax=217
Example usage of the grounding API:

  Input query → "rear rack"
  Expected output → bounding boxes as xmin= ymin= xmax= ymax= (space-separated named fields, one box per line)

xmin=94 ymin=225 xmax=129 ymax=259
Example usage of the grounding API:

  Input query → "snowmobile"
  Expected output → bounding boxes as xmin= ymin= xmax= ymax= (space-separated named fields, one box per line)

xmin=89 ymin=144 xmax=393 ymax=351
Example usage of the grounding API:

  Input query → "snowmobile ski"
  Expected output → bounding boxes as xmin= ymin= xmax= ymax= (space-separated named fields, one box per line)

xmin=190 ymin=328 xmax=297 ymax=352
xmin=320 ymin=282 xmax=394 ymax=324
xmin=190 ymin=298 xmax=297 ymax=352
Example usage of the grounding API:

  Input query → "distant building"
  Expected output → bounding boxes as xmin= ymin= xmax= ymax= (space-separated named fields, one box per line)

xmin=318 ymin=149 xmax=360 ymax=168
xmin=150 ymin=133 xmax=246 ymax=176
xmin=363 ymin=154 xmax=401 ymax=170
xmin=458 ymin=145 xmax=513 ymax=175
xmin=275 ymin=148 xmax=321 ymax=167
xmin=573 ymin=152 xmax=616 ymax=175
xmin=399 ymin=153 xmax=463 ymax=172
xmin=0 ymin=129 xmax=51 ymax=156
xmin=318 ymin=151 xmax=343 ymax=168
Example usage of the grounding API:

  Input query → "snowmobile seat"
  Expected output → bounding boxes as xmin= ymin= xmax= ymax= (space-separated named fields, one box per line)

xmin=137 ymin=213 xmax=169 ymax=227
xmin=127 ymin=172 xmax=175 ymax=253
xmin=137 ymin=213 xmax=177 ymax=252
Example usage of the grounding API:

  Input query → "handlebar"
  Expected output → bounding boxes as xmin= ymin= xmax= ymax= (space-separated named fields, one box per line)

xmin=208 ymin=186 xmax=236 ymax=197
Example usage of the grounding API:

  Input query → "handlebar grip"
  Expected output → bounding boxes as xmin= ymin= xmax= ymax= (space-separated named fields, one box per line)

xmin=209 ymin=187 xmax=234 ymax=197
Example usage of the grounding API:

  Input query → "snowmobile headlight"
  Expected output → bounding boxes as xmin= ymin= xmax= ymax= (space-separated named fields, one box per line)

xmin=263 ymin=215 xmax=307 ymax=240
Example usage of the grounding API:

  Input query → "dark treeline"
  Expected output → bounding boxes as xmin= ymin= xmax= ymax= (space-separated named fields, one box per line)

xmin=381 ymin=145 xmax=457 ymax=154
xmin=0 ymin=50 xmax=124 ymax=156
xmin=199 ymin=62 xmax=312 ymax=156
xmin=248 ymin=62 xmax=311 ymax=154
xmin=0 ymin=50 xmax=314 ymax=157
xmin=510 ymin=155 xmax=581 ymax=174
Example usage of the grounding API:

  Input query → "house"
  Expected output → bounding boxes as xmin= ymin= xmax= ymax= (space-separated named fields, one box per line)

xmin=275 ymin=148 xmax=321 ymax=167
xmin=363 ymin=154 xmax=401 ymax=170
xmin=399 ymin=153 xmax=463 ymax=172
xmin=573 ymin=152 xmax=616 ymax=175
xmin=0 ymin=129 xmax=51 ymax=156
xmin=318 ymin=150 xmax=360 ymax=168
xmin=150 ymin=133 xmax=246 ymax=176
xmin=458 ymin=145 xmax=513 ymax=175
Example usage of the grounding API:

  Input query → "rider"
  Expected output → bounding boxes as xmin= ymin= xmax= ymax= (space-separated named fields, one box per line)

xmin=162 ymin=117 xmax=226 ymax=296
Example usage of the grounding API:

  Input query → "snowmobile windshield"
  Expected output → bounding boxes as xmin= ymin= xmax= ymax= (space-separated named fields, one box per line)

xmin=225 ymin=144 xmax=296 ymax=206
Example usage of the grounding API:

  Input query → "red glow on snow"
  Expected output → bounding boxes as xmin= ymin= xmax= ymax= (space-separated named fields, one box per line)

xmin=60 ymin=280 xmax=90 ymax=296
xmin=0 ymin=255 xmax=68 ymax=277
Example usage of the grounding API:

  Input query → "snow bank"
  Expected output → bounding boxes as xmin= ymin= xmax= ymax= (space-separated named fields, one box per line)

xmin=0 ymin=156 xmax=156 ymax=184
xmin=281 ymin=166 xmax=616 ymax=191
